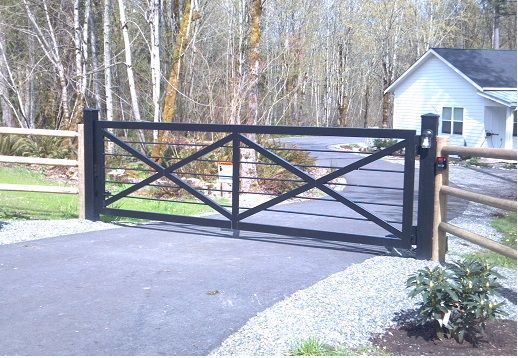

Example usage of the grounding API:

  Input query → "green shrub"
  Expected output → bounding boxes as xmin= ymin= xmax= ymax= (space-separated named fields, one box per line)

xmin=407 ymin=258 xmax=507 ymax=345
xmin=16 ymin=135 xmax=76 ymax=159
xmin=0 ymin=134 xmax=25 ymax=156
xmin=465 ymin=157 xmax=490 ymax=167
xmin=256 ymin=138 xmax=315 ymax=195
xmin=372 ymin=138 xmax=398 ymax=151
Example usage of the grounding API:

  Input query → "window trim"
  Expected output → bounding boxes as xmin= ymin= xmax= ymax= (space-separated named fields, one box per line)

xmin=441 ymin=106 xmax=464 ymax=135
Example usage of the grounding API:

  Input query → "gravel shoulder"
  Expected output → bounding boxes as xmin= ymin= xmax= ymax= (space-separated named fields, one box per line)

xmin=211 ymin=163 xmax=517 ymax=356
xmin=0 ymin=219 xmax=119 ymax=245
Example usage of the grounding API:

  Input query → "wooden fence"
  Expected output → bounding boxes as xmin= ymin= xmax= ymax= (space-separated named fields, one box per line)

xmin=432 ymin=136 xmax=517 ymax=261
xmin=0 ymin=125 xmax=87 ymax=218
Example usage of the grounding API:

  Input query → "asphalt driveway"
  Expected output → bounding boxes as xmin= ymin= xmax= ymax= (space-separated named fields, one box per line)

xmin=0 ymin=222 xmax=383 ymax=355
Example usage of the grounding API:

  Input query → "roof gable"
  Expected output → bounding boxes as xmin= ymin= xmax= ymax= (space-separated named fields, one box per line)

xmin=386 ymin=48 xmax=517 ymax=93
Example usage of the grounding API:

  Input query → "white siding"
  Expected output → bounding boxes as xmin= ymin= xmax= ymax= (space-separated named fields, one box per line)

xmin=392 ymin=56 xmax=494 ymax=147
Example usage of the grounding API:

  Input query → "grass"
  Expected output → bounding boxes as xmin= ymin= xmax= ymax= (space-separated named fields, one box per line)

xmin=289 ymin=337 xmax=389 ymax=356
xmin=465 ymin=157 xmax=490 ymax=167
xmin=462 ymin=211 xmax=517 ymax=269
xmin=0 ymin=166 xmax=77 ymax=219
xmin=0 ymin=165 xmax=221 ymax=221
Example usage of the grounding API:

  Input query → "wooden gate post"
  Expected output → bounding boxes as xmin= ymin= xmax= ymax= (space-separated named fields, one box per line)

xmin=416 ymin=113 xmax=439 ymax=259
xmin=432 ymin=136 xmax=449 ymax=262
xmin=78 ymin=123 xmax=86 ymax=219
xmin=82 ymin=108 xmax=100 ymax=221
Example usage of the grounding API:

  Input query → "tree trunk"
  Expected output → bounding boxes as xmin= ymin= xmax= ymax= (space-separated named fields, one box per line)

xmin=337 ymin=43 xmax=349 ymax=127
xmin=363 ymin=85 xmax=369 ymax=128
xmin=103 ymin=0 xmax=114 ymax=122
xmin=0 ymin=28 xmax=29 ymax=128
xmin=0 ymin=30 xmax=14 ymax=127
xmin=247 ymin=0 xmax=262 ymax=126
xmin=149 ymin=0 xmax=161 ymax=141
xmin=23 ymin=0 xmax=71 ymax=128
xmin=71 ymin=0 xmax=91 ymax=125
xmin=117 ymin=0 xmax=141 ymax=121
xmin=161 ymin=0 xmax=193 ymax=123
xmin=492 ymin=5 xmax=500 ymax=49
xmin=152 ymin=0 xmax=194 ymax=161
xmin=382 ymin=92 xmax=393 ymax=129
xmin=90 ymin=16 xmax=102 ymax=110
xmin=241 ymin=0 xmax=263 ymax=192
xmin=381 ymin=58 xmax=393 ymax=128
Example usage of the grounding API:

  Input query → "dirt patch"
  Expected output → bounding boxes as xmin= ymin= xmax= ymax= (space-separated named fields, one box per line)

xmin=371 ymin=320 xmax=517 ymax=356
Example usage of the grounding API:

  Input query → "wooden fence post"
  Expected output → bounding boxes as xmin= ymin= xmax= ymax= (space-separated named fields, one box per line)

xmin=78 ymin=124 xmax=86 ymax=219
xmin=432 ymin=136 xmax=448 ymax=262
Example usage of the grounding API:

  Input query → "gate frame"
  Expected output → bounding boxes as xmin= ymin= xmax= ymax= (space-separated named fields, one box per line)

xmin=83 ymin=108 xmax=437 ymax=257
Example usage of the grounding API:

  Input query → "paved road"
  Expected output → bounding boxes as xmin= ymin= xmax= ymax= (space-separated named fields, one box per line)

xmin=0 ymin=222 xmax=383 ymax=355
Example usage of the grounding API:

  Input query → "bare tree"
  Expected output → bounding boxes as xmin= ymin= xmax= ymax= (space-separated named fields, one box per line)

xmin=152 ymin=0 xmax=197 ymax=161
xmin=103 ymin=0 xmax=114 ymax=122
xmin=0 ymin=30 xmax=14 ymax=127
xmin=23 ymin=0 xmax=71 ymax=127
xmin=148 ymin=0 xmax=162 ymax=135
xmin=117 ymin=0 xmax=141 ymax=121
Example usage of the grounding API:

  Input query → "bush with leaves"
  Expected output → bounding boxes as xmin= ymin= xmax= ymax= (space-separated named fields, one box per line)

xmin=15 ymin=136 xmax=77 ymax=159
xmin=372 ymin=138 xmax=398 ymax=151
xmin=407 ymin=258 xmax=507 ymax=345
xmin=0 ymin=134 xmax=26 ymax=156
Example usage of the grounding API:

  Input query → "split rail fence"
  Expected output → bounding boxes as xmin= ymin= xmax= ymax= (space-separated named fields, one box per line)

xmin=0 ymin=125 xmax=87 ymax=218
xmin=432 ymin=137 xmax=517 ymax=262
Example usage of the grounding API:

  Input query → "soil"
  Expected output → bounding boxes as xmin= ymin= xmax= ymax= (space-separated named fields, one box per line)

xmin=371 ymin=320 xmax=517 ymax=356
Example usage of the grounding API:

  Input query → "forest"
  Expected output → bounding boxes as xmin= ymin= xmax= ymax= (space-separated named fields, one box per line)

xmin=0 ymin=0 xmax=516 ymax=131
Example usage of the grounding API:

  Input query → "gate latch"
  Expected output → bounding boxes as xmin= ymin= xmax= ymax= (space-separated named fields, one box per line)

xmin=436 ymin=156 xmax=448 ymax=171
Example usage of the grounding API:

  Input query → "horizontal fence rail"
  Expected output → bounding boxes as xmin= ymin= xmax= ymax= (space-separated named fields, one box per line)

xmin=0 ymin=155 xmax=78 ymax=167
xmin=0 ymin=127 xmax=78 ymax=138
xmin=433 ymin=137 xmax=517 ymax=261
xmin=0 ymin=126 xmax=85 ymax=216
xmin=442 ymin=146 xmax=517 ymax=160
xmin=0 ymin=183 xmax=79 ymax=194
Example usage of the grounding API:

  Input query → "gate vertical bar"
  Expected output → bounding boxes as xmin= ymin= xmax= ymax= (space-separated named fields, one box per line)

xmin=231 ymin=133 xmax=240 ymax=233
xmin=401 ymin=134 xmax=416 ymax=246
xmin=94 ymin=116 xmax=106 ymax=218
xmin=416 ymin=113 xmax=439 ymax=259
xmin=83 ymin=108 xmax=99 ymax=220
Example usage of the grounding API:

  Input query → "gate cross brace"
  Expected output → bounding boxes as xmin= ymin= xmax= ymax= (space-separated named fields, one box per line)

xmin=102 ymin=130 xmax=233 ymax=219
xmin=238 ymin=134 xmax=407 ymax=238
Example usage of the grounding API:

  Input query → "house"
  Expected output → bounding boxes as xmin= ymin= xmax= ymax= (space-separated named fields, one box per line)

xmin=385 ymin=48 xmax=517 ymax=149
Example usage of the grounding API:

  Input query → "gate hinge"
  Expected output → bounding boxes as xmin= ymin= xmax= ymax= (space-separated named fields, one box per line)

xmin=411 ymin=225 xmax=418 ymax=245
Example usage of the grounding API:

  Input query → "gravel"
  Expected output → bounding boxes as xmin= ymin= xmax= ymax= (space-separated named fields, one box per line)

xmin=211 ymin=247 xmax=516 ymax=356
xmin=0 ymin=219 xmax=118 ymax=245
xmin=211 ymin=164 xmax=517 ymax=356
xmin=211 ymin=256 xmax=437 ymax=356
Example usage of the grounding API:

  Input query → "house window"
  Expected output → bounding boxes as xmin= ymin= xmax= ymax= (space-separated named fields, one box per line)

xmin=513 ymin=111 xmax=517 ymax=137
xmin=442 ymin=107 xmax=463 ymax=135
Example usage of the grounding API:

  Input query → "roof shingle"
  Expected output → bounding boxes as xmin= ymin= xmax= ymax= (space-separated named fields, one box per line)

xmin=432 ymin=48 xmax=516 ymax=88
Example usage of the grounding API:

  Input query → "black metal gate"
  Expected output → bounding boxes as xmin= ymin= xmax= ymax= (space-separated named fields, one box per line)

xmin=83 ymin=109 xmax=437 ymax=254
